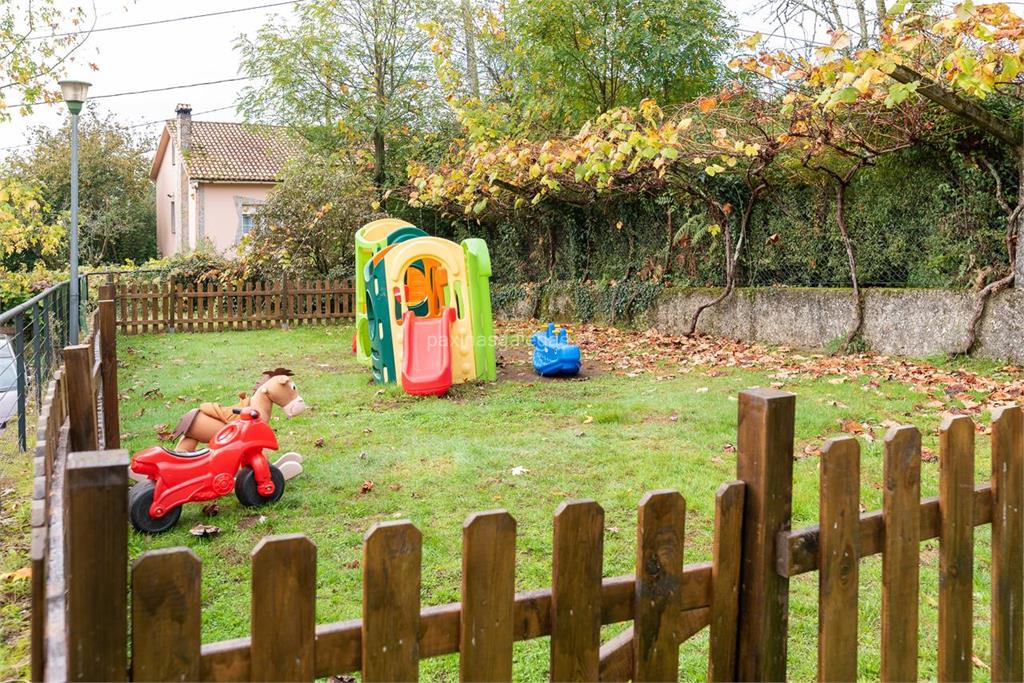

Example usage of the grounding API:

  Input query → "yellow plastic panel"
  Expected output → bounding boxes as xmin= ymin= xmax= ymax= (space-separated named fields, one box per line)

xmin=382 ymin=237 xmax=477 ymax=384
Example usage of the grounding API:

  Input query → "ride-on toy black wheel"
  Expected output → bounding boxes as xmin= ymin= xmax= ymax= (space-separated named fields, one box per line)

xmin=129 ymin=481 xmax=181 ymax=534
xmin=235 ymin=464 xmax=285 ymax=507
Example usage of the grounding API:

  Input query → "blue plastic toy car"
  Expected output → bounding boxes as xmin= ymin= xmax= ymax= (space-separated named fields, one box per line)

xmin=531 ymin=323 xmax=581 ymax=377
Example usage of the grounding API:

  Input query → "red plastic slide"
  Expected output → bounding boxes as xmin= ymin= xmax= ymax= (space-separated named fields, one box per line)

xmin=401 ymin=307 xmax=456 ymax=396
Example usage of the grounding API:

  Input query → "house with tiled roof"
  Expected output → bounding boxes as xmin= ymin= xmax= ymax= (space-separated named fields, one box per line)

xmin=149 ymin=104 xmax=300 ymax=256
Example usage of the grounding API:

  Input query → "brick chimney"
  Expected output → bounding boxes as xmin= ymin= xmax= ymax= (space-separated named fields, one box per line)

xmin=175 ymin=103 xmax=192 ymax=250
xmin=175 ymin=103 xmax=192 ymax=152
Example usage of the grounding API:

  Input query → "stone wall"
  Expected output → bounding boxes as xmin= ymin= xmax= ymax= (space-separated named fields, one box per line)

xmin=494 ymin=284 xmax=1024 ymax=363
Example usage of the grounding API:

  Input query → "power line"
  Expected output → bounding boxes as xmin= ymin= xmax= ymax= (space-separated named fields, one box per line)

xmin=30 ymin=0 xmax=306 ymax=41
xmin=4 ymin=76 xmax=258 ymax=110
xmin=0 ymin=105 xmax=240 ymax=152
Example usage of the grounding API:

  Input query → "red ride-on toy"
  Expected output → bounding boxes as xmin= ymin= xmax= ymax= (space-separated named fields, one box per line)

xmin=129 ymin=408 xmax=285 ymax=533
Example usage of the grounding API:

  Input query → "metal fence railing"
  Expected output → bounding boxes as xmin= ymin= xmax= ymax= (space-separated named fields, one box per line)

xmin=0 ymin=276 xmax=88 ymax=451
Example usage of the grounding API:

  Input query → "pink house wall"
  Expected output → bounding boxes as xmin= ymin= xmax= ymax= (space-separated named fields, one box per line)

xmin=154 ymin=137 xmax=180 ymax=256
xmin=198 ymin=183 xmax=274 ymax=254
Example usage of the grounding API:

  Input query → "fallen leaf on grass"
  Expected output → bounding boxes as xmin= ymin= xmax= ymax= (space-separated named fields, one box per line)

xmin=511 ymin=466 xmax=530 ymax=476
xmin=839 ymin=418 xmax=864 ymax=435
xmin=189 ymin=524 xmax=221 ymax=538
xmin=314 ymin=437 xmax=325 ymax=448
xmin=1 ymin=567 xmax=31 ymax=582
xmin=133 ymin=407 xmax=145 ymax=418
xmin=360 ymin=480 xmax=374 ymax=494
xmin=388 ymin=483 xmax=402 ymax=491
xmin=143 ymin=387 xmax=163 ymax=399
xmin=695 ymin=387 xmax=709 ymax=393
xmin=972 ymin=654 xmax=990 ymax=671
xmin=921 ymin=447 xmax=938 ymax=463
xmin=722 ymin=443 xmax=736 ymax=453
xmin=329 ymin=675 xmax=357 ymax=683
xmin=582 ymin=415 xmax=594 ymax=424
xmin=201 ymin=503 xmax=219 ymax=517
xmin=797 ymin=443 xmax=821 ymax=459
xmin=342 ymin=560 xmax=360 ymax=570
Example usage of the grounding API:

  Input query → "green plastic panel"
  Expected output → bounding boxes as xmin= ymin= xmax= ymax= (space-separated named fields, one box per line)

xmin=462 ymin=238 xmax=496 ymax=381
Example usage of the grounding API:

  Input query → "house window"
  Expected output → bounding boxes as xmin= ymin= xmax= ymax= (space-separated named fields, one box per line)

xmin=241 ymin=212 xmax=255 ymax=235
xmin=170 ymin=200 xmax=176 ymax=234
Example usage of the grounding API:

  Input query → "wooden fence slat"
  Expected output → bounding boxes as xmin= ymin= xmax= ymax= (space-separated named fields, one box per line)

xmin=460 ymin=510 xmax=516 ymax=682
xmin=991 ymin=405 xmax=1023 ymax=682
xmin=708 ymin=481 xmax=745 ymax=682
xmin=141 ymin=283 xmax=150 ymax=334
xmin=201 ymin=564 xmax=716 ymax=681
xmin=937 ymin=415 xmax=974 ymax=682
xmin=30 ymin=527 xmax=45 ymax=683
xmin=98 ymin=292 xmax=120 ymax=448
xmin=65 ymin=449 xmax=129 ymax=682
xmin=131 ymin=283 xmax=139 ymax=335
xmin=632 ymin=490 xmax=685 ymax=682
xmin=132 ymin=548 xmax=201 ymax=681
xmin=734 ymin=388 xmax=795 ymax=682
xmin=817 ymin=436 xmax=860 ymax=683
xmin=881 ymin=425 xmax=921 ymax=683
xmin=250 ymin=534 xmax=316 ymax=682
xmin=550 ymin=499 xmax=604 ymax=682
xmin=362 ymin=521 xmax=421 ymax=682
xmin=64 ymin=345 xmax=98 ymax=452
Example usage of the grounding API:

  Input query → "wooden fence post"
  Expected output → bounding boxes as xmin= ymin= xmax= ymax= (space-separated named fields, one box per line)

xmin=991 ymin=405 xmax=1023 ymax=682
xmin=733 ymin=388 xmax=795 ymax=682
xmin=550 ymin=500 xmax=604 ymax=682
xmin=132 ymin=549 xmax=201 ymax=681
xmin=64 ymin=344 xmax=97 ymax=452
xmin=65 ymin=449 xmax=129 ymax=682
xmin=633 ymin=490 xmax=685 ymax=682
xmin=98 ymin=287 xmax=119 ymax=448
xmin=251 ymin=534 xmax=316 ymax=682
xmin=362 ymin=521 xmax=421 ymax=682
xmin=707 ymin=481 xmax=745 ymax=682
xmin=281 ymin=278 xmax=292 ymax=329
xmin=460 ymin=510 xmax=516 ymax=682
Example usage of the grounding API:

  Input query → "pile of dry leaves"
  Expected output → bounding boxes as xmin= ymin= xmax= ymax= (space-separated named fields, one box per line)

xmin=496 ymin=321 xmax=1024 ymax=413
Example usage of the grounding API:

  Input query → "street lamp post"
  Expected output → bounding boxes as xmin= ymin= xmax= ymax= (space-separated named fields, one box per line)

xmin=58 ymin=79 xmax=90 ymax=344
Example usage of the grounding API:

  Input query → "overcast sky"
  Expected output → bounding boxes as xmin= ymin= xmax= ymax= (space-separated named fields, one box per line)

xmin=0 ymin=0 xmax=796 ymax=157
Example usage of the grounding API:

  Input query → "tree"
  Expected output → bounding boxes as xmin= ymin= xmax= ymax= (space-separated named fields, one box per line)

xmin=5 ymin=108 xmax=157 ymax=265
xmin=735 ymin=1 xmax=1024 ymax=351
xmin=240 ymin=151 xmax=382 ymax=279
xmin=0 ymin=0 xmax=91 ymax=118
xmin=406 ymin=89 xmax=786 ymax=332
xmin=509 ymin=0 xmax=733 ymax=120
xmin=236 ymin=0 xmax=435 ymax=187
xmin=0 ymin=178 xmax=65 ymax=308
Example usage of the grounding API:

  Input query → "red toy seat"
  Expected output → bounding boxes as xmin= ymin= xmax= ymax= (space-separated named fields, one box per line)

xmin=401 ymin=307 xmax=456 ymax=396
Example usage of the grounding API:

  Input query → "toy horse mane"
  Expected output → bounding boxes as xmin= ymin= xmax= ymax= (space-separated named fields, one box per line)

xmin=253 ymin=367 xmax=294 ymax=391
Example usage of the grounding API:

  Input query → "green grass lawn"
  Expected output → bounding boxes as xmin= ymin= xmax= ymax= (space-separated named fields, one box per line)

xmin=1 ymin=322 xmax=1015 ymax=681
xmin=108 ymin=323 xmax=1011 ymax=682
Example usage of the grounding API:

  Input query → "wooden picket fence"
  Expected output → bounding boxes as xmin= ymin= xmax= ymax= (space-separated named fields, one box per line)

xmin=29 ymin=285 xmax=120 ymax=683
xmin=113 ymin=279 xmax=355 ymax=334
xmin=35 ymin=387 xmax=1024 ymax=682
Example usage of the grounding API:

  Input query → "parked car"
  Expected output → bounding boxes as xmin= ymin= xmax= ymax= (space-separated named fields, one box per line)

xmin=0 ymin=337 xmax=17 ymax=430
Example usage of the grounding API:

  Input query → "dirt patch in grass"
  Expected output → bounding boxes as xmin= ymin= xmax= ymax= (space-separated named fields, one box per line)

xmin=495 ymin=344 xmax=609 ymax=382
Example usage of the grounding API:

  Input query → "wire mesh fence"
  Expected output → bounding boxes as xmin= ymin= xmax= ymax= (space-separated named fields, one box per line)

xmin=0 ymin=276 xmax=89 ymax=451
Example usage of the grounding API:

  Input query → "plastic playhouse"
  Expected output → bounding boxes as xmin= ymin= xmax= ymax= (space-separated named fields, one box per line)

xmin=354 ymin=218 xmax=496 ymax=396
xmin=532 ymin=323 xmax=582 ymax=377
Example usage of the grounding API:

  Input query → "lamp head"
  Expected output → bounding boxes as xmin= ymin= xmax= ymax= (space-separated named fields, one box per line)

xmin=58 ymin=79 xmax=91 ymax=115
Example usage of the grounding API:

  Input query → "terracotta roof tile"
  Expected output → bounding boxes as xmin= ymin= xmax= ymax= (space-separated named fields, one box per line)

xmin=168 ymin=120 xmax=300 ymax=182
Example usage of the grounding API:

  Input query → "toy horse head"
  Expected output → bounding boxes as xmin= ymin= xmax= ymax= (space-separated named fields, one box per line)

xmin=253 ymin=368 xmax=307 ymax=418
